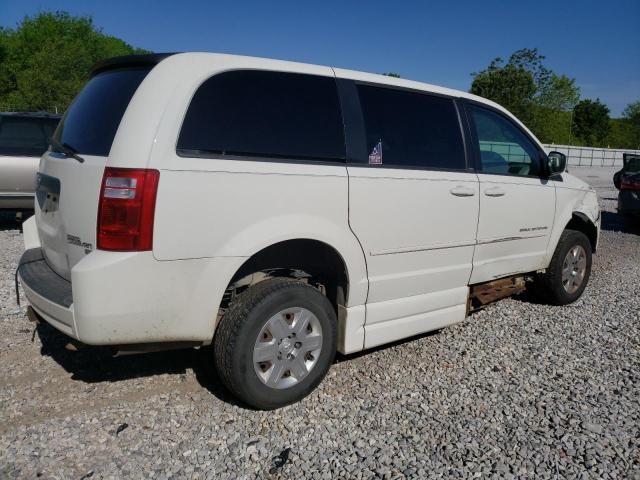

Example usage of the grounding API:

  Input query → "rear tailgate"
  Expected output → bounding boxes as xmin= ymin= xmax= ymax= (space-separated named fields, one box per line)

xmin=36 ymin=154 xmax=106 ymax=279
xmin=35 ymin=66 xmax=152 ymax=280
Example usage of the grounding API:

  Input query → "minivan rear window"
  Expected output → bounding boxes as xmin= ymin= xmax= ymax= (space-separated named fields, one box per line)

xmin=53 ymin=68 xmax=150 ymax=156
xmin=177 ymin=70 xmax=346 ymax=161
xmin=0 ymin=116 xmax=59 ymax=156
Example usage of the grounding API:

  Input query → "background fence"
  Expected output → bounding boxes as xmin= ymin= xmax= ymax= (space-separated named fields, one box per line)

xmin=542 ymin=144 xmax=640 ymax=167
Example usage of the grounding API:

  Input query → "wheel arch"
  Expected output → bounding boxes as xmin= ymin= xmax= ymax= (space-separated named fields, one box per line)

xmin=214 ymin=232 xmax=368 ymax=331
xmin=228 ymin=238 xmax=351 ymax=303
xmin=545 ymin=196 xmax=599 ymax=266
xmin=565 ymin=211 xmax=598 ymax=253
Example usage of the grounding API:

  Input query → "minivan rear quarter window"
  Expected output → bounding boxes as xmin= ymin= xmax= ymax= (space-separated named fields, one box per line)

xmin=53 ymin=68 xmax=150 ymax=156
xmin=177 ymin=70 xmax=346 ymax=161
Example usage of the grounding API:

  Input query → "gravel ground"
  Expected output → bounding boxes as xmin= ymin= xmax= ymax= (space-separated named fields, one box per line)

xmin=1 ymin=175 xmax=639 ymax=480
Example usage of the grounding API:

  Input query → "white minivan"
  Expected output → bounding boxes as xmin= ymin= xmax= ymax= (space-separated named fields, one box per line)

xmin=18 ymin=53 xmax=600 ymax=409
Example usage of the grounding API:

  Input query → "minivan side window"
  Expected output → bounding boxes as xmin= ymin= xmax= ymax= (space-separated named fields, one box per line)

xmin=468 ymin=104 xmax=541 ymax=177
xmin=177 ymin=70 xmax=346 ymax=161
xmin=356 ymin=84 xmax=465 ymax=170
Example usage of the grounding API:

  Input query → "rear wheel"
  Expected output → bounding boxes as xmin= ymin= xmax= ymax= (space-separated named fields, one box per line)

xmin=213 ymin=277 xmax=337 ymax=409
xmin=533 ymin=229 xmax=592 ymax=305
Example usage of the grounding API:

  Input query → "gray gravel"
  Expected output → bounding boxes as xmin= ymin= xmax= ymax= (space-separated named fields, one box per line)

xmin=1 ymin=175 xmax=639 ymax=479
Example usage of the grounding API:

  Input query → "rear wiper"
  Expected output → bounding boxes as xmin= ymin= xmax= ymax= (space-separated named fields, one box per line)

xmin=49 ymin=137 xmax=84 ymax=163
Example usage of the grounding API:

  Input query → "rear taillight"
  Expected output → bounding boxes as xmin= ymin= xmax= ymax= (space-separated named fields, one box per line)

xmin=97 ymin=167 xmax=160 ymax=251
xmin=620 ymin=177 xmax=640 ymax=191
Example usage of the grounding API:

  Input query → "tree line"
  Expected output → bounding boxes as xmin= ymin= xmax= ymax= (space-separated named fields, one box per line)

xmin=0 ymin=12 xmax=148 ymax=113
xmin=1 ymin=13 xmax=638 ymax=149
xmin=470 ymin=48 xmax=639 ymax=149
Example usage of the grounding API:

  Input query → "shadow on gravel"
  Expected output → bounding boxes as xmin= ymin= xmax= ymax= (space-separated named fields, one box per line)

xmin=34 ymin=319 xmax=445 ymax=408
xmin=510 ymin=289 xmax=548 ymax=306
xmin=35 ymin=321 xmax=243 ymax=407
xmin=601 ymin=211 xmax=640 ymax=234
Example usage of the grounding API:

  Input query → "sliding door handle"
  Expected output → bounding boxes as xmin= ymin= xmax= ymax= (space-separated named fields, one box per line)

xmin=450 ymin=186 xmax=476 ymax=197
xmin=484 ymin=186 xmax=506 ymax=197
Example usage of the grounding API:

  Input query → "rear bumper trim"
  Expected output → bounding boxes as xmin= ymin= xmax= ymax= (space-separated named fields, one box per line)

xmin=27 ymin=300 xmax=75 ymax=337
xmin=18 ymin=248 xmax=73 ymax=307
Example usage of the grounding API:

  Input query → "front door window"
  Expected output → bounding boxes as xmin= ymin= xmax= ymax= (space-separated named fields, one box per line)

xmin=469 ymin=105 xmax=541 ymax=177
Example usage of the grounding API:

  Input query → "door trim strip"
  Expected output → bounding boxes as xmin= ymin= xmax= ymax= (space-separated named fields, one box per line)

xmin=370 ymin=233 xmax=547 ymax=256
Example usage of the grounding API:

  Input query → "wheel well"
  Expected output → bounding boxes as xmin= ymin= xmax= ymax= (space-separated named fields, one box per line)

xmin=220 ymin=239 xmax=349 ymax=314
xmin=566 ymin=213 xmax=598 ymax=252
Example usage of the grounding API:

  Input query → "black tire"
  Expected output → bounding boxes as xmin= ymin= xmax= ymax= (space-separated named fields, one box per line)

xmin=213 ymin=277 xmax=337 ymax=410
xmin=533 ymin=229 xmax=592 ymax=305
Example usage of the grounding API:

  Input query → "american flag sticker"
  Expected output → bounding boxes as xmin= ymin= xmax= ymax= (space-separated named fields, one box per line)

xmin=369 ymin=140 xmax=383 ymax=165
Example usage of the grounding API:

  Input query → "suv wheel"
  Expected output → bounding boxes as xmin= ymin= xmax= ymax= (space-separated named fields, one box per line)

xmin=213 ymin=277 xmax=337 ymax=409
xmin=533 ymin=229 xmax=592 ymax=305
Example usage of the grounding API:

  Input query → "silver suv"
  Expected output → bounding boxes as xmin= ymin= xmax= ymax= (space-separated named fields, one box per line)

xmin=0 ymin=112 xmax=60 ymax=213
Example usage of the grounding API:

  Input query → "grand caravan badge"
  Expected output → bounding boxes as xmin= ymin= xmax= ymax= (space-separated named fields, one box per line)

xmin=519 ymin=226 xmax=548 ymax=233
xmin=66 ymin=234 xmax=93 ymax=254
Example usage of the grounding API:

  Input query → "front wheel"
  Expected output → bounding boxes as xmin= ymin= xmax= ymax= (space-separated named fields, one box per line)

xmin=213 ymin=278 xmax=337 ymax=410
xmin=533 ymin=229 xmax=592 ymax=305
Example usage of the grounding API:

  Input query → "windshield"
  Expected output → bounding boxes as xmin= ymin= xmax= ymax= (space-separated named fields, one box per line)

xmin=52 ymin=67 xmax=150 ymax=156
xmin=625 ymin=156 xmax=640 ymax=173
xmin=0 ymin=116 xmax=59 ymax=156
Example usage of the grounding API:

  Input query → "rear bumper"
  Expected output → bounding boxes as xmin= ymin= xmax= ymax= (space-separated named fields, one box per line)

xmin=18 ymin=244 xmax=247 ymax=346
xmin=18 ymin=248 xmax=76 ymax=337
xmin=618 ymin=191 xmax=640 ymax=216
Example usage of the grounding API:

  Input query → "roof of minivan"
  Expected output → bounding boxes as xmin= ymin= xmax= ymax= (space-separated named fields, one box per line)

xmin=90 ymin=51 xmax=488 ymax=105
xmin=91 ymin=52 xmax=541 ymax=145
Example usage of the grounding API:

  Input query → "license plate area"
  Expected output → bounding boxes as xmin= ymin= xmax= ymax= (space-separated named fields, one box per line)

xmin=36 ymin=172 xmax=61 ymax=213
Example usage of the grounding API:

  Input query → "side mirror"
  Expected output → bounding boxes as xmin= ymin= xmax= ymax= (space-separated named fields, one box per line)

xmin=547 ymin=151 xmax=567 ymax=175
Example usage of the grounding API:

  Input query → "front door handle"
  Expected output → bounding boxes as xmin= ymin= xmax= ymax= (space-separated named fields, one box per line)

xmin=450 ymin=186 xmax=476 ymax=197
xmin=484 ymin=186 xmax=506 ymax=197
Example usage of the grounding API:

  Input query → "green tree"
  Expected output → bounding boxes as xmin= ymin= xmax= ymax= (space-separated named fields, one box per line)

xmin=572 ymin=99 xmax=611 ymax=146
xmin=470 ymin=48 xmax=580 ymax=143
xmin=620 ymin=100 xmax=640 ymax=148
xmin=605 ymin=118 xmax=635 ymax=149
xmin=0 ymin=11 xmax=149 ymax=112
xmin=622 ymin=101 xmax=640 ymax=126
xmin=470 ymin=56 xmax=536 ymax=125
xmin=530 ymin=108 xmax=573 ymax=145
xmin=537 ymin=74 xmax=580 ymax=112
xmin=507 ymin=49 xmax=579 ymax=111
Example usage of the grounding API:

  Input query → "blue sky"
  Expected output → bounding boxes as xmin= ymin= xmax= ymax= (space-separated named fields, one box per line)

xmin=2 ymin=0 xmax=639 ymax=116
